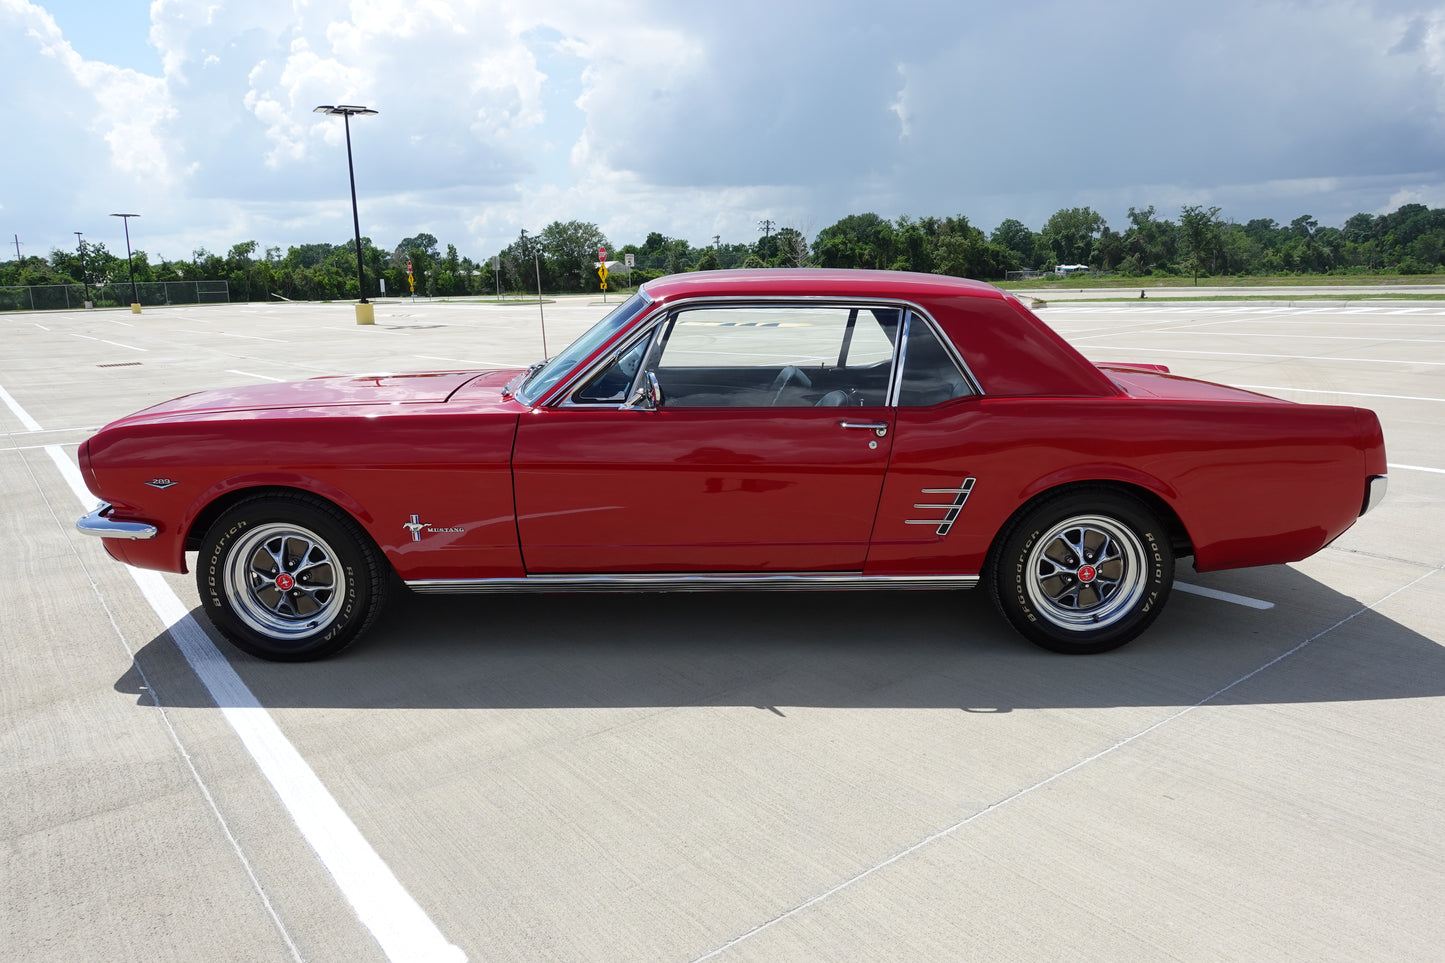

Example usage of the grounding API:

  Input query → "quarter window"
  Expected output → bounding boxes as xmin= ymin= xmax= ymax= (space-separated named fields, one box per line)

xmin=897 ymin=315 xmax=974 ymax=406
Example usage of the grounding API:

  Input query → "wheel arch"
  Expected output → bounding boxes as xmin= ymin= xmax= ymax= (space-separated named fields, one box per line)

xmin=183 ymin=481 xmax=380 ymax=557
xmin=985 ymin=479 xmax=1193 ymax=577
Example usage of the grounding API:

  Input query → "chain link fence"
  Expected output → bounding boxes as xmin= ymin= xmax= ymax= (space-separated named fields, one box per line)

xmin=0 ymin=280 xmax=230 ymax=312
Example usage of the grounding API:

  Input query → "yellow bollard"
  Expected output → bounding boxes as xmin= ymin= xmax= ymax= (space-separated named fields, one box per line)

xmin=355 ymin=302 xmax=375 ymax=325
xmin=130 ymin=303 xmax=142 ymax=314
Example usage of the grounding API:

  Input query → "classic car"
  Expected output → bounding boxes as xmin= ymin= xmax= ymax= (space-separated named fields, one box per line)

xmin=76 ymin=269 xmax=1388 ymax=661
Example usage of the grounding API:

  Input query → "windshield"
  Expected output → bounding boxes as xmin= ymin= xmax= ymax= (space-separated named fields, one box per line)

xmin=515 ymin=291 xmax=651 ymax=404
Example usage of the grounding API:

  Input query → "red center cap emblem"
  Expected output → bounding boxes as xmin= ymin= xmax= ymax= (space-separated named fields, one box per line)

xmin=275 ymin=573 xmax=295 ymax=591
xmin=1077 ymin=565 xmax=1097 ymax=583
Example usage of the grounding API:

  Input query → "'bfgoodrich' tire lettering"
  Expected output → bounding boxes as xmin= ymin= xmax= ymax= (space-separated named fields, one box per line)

xmin=194 ymin=493 xmax=389 ymax=662
xmin=987 ymin=488 xmax=1175 ymax=655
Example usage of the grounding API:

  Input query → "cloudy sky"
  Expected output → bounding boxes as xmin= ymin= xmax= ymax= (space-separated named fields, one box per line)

xmin=3 ymin=0 xmax=1444 ymax=265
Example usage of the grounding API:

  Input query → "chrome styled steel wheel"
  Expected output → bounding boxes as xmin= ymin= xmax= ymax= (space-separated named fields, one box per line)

xmin=1023 ymin=514 xmax=1148 ymax=631
xmin=226 ymin=523 xmax=346 ymax=640
xmin=989 ymin=489 xmax=1174 ymax=654
xmin=197 ymin=493 xmax=389 ymax=661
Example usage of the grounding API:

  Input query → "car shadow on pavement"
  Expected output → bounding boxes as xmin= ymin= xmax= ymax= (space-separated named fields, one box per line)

xmin=115 ymin=562 xmax=1444 ymax=712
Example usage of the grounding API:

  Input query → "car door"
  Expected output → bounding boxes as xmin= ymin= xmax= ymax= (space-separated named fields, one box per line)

xmin=511 ymin=302 xmax=902 ymax=573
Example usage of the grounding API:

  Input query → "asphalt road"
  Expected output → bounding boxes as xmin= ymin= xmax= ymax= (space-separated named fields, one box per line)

xmin=3 ymin=293 xmax=1442 ymax=962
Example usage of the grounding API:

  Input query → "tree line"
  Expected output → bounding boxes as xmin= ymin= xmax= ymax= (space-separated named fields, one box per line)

xmin=4 ymin=203 xmax=1443 ymax=302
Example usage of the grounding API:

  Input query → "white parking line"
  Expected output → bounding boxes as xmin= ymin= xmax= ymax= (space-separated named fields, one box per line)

xmin=226 ymin=370 xmax=286 ymax=382
xmin=0 ymin=384 xmax=45 ymax=431
xmin=1232 ymin=385 xmax=1445 ymax=404
xmin=1390 ymin=463 xmax=1445 ymax=475
xmin=24 ymin=411 xmax=465 ymax=962
xmin=413 ymin=354 xmax=512 ymax=367
xmin=1108 ymin=345 xmax=1445 ymax=367
xmin=1174 ymin=581 xmax=1274 ymax=609
xmin=66 ymin=332 xmax=146 ymax=352
xmin=218 ymin=332 xmax=288 ymax=343
xmin=1086 ymin=331 xmax=1445 ymax=345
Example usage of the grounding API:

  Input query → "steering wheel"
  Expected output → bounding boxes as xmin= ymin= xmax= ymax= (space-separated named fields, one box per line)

xmin=814 ymin=387 xmax=863 ymax=407
xmin=768 ymin=365 xmax=812 ymax=406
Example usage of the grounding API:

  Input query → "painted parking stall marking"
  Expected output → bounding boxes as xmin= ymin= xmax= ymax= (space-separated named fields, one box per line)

xmin=6 ymin=373 xmax=467 ymax=963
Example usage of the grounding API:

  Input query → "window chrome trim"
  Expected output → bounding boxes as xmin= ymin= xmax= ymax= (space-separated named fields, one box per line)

xmin=523 ymin=288 xmax=654 ymax=406
xmin=543 ymin=294 xmax=985 ymax=409
xmin=896 ymin=308 xmax=982 ymax=403
xmin=558 ymin=321 xmax=666 ymax=409
xmin=407 ymin=573 xmax=979 ymax=594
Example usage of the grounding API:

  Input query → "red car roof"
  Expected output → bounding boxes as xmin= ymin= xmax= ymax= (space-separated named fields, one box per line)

xmin=641 ymin=268 xmax=1006 ymax=303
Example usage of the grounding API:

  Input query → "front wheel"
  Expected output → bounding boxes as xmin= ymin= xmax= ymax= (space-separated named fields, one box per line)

xmin=989 ymin=490 xmax=1174 ymax=654
xmin=196 ymin=493 xmax=389 ymax=661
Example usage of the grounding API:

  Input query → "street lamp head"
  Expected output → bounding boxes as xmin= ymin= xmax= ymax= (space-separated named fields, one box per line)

xmin=109 ymin=213 xmax=140 ymax=218
xmin=313 ymin=105 xmax=378 ymax=117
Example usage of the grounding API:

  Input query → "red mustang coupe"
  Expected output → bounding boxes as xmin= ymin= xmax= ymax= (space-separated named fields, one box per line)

xmin=77 ymin=270 xmax=1387 ymax=661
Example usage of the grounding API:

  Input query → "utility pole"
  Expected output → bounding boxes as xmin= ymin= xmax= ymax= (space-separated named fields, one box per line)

xmin=713 ymin=234 xmax=720 ymax=248
xmin=12 ymin=234 xmax=20 ymax=262
xmin=757 ymin=219 xmax=775 ymax=239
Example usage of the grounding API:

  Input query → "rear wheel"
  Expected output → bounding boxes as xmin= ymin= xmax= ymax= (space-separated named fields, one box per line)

xmin=989 ymin=489 xmax=1173 ymax=654
xmin=196 ymin=493 xmax=388 ymax=661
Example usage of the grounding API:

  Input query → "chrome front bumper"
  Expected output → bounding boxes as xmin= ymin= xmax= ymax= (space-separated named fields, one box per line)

xmin=76 ymin=502 xmax=158 ymax=540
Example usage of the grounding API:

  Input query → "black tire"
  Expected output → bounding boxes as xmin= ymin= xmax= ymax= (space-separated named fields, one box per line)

xmin=196 ymin=493 xmax=389 ymax=661
xmin=988 ymin=488 xmax=1174 ymax=654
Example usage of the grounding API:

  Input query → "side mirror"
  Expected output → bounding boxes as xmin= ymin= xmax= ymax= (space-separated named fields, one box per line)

xmin=622 ymin=371 xmax=663 ymax=410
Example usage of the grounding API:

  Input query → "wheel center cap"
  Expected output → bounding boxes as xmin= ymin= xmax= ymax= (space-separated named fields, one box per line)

xmin=1077 ymin=564 xmax=1097 ymax=583
xmin=275 ymin=573 xmax=296 ymax=591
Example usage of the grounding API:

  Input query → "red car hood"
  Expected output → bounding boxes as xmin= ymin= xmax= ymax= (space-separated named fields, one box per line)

xmin=131 ymin=370 xmax=518 ymax=419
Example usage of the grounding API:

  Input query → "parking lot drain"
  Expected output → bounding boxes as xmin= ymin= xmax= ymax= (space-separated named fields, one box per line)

xmin=97 ymin=362 xmax=143 ymax=367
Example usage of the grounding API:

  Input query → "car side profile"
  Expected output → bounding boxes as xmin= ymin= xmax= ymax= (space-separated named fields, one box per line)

xmin=77 ymin=269 xmax=1388 ymax=661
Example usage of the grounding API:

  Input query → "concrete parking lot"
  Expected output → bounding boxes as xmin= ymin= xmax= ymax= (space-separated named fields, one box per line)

xmin=3 ymin=291 xmax=1442 ymax=961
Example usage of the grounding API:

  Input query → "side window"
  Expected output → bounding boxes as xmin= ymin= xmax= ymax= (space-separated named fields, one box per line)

xmin=643 ymin=305 xmax=900 ymax=408
xmin=896 ymin=315 xmax=974 ymax=406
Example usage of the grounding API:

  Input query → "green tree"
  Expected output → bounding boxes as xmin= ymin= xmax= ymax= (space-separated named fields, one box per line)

xmin=813 ymin=213 xmax=895 ymax=269
xmin=539 ymin=220 xmax=609 ymax=291
xmin=1041 ymin=207 xmax=1105 ymax=267
xmin=1179 ymin=204 xmax=1222 ymax=284
xmin=990 ymin=218 xmax=1036 ymax=266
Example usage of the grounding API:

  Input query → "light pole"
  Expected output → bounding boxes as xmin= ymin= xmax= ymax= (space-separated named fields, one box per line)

xmin=109 ymin=213 xmax=141 ymax=313
xmin=73 ymin=231 xmax=91 ymax=309
xmin=313 ymin=104 xmax=378 ymax=324
xmin=520 ymin=228 xmax=548 ymax=356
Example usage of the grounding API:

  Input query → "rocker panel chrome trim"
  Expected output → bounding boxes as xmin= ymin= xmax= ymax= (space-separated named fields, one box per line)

xmin=406 ymin=573 xmax=979 ymax=594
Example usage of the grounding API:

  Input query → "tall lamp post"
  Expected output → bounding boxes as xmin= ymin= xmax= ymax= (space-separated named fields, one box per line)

xmin=520 ymin=228 xmax=548 ymax=356
xmin=74 ymin=231 xmax=92 ymax=309
xmin=313 ymin=104 xmax=378 ymax=325
xmin=109 ymin=213 xmax=141 ymax=313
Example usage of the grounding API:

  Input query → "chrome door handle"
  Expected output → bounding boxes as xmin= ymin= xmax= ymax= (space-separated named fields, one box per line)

xmin=840 ymin=421 xmax=889 ymax=437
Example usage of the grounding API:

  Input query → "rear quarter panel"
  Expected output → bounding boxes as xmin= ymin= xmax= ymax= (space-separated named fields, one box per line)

xmin=866 ymin=395 xmax=1371 ymax=575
